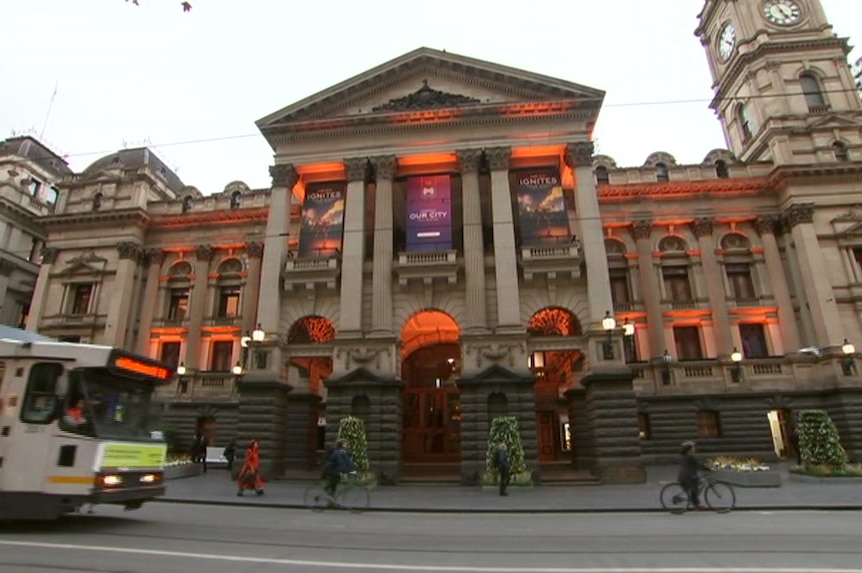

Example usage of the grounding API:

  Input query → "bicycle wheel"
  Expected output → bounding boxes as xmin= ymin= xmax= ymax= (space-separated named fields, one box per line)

xmin=659 ymin=482 xmax=689 ymax=514
xmin=336 ymin=485 xmax=369 ymax=513
xmin=705 ymin=481 xmax=735 ymax=513
xmin=303 ymin=485 xmax=330 ymax=512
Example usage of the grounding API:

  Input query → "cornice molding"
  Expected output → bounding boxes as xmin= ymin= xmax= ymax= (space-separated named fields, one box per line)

xmin=598 ymin=177 xmax=768 ymax=203
xmin=149 ymin=206 xmax=269 ymax=229
xmin=39 ymin=208 xmax=150 ymax=230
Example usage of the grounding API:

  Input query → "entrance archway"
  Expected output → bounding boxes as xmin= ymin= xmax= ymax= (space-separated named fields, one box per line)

xmin=400 ymin=311 xmax=461 ymax=466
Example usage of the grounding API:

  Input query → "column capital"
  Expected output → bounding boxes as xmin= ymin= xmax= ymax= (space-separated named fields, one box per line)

xmin=269 ymin=164 xmax=299 ymax=188
xmin=456 ymin=149 xmax=483 ymax=174
xmin=630 ymin=220 xmax=653 ymax=241
xmin=246 ymin=241 xmax=264 ymax=259
xmin=565 ymin=141 xmax=595 ymax=167
xmin=142 ymin=249 xmax=165 ymax=266
xmin=484 ymin=147 xmax=511 ymax=171
xmin=753 ymin=216 xmax=778 ymax=236
xmin=782 ymin=203 xmax=815 ymax=229
xmin=117 ymin=241 xmax=140 ymax=261
xmin=39 ymin=247 xmax=59 ymax=265
xmin=195 ymin=244 xmax=215 ymax=262
xmin=690 ymin=217 xmax=714 ymax=238
xmin=343 ymin=157 xmax=370 ymax=182
xmin=369 ymin=156 xmax=397 ymax=180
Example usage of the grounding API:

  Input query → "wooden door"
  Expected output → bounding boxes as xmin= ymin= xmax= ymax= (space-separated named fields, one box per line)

xmin=402 ymin=387 xmax=460 ymax=463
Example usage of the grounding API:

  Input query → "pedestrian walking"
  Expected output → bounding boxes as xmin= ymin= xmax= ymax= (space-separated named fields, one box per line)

xmin=493 ymin=441 xmax=511 ymax=496
xmin=192 ymin=433 xmax=209 ymax=473
xmin=236 ymin=439 xmax=265 ymax=496
xmin=223 ymin=440 xmax=236 ymax=472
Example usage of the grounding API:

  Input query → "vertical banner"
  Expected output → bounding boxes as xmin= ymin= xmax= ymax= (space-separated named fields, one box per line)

xmin=515 ymin=168 xmax=570 ymax=245
xmin=298 ymin=182 xmax=346 ymax=257
xmin=405 ymin=175 xmax=452 ymax=252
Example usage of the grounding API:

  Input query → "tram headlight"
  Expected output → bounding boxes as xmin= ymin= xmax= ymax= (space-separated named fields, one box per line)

xmin=98 ymin=474 xmax=123 ymax=487
xmin=139 ymin=473 xmax=163 ymax=485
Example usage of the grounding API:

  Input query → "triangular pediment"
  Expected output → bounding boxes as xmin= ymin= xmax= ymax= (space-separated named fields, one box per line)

xmin=58 ymin=251 xmax=108 ymax=275
xmin=326 ymin=366 xmax=400 ymax=388
xmin=807 ymin=113 xmax=862 ymax=130
xmin=257 ymin=47 xmax=604 ymax=129
xmin=458 ymin=363 xmax=533 ymax=386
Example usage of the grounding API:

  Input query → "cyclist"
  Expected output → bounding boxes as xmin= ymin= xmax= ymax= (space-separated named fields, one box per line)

xmin=678 ymin=440 xmax=712 ymax=510
xmin=322 ymin=439 xmax=357 ymax=501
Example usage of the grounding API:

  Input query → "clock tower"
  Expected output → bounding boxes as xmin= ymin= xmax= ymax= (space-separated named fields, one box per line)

xmin=695 ymin=0 xmax=862 ymax=164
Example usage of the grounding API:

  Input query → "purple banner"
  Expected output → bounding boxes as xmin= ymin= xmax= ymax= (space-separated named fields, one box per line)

xmin=515 ymin=168 xmax=569 ymax=245
xmin=299 ymin=183 xmax=345 ymax=257
xmin=406 ymin=175 xmax=452 ymax=252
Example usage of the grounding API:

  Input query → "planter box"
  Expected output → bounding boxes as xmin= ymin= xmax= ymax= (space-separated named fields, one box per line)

xmin=164 ymin=464 xmax=203 ymax=480
xmin=712 ymin=469 xmax=782 ymax=488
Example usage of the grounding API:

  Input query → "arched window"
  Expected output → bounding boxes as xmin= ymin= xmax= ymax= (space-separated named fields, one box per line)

xmin=92 ymin=192 xmax=103 ymax=211
xmin=800 ymin=73 xmax=827 ymax=110
xmin=656 ymin=163 xmax=669 ymax=182
xmin=715 ymin=160 xmax=729 ymax=179
xmin=737 ymin=104 xmax=752 ymax=141
xmin=181 ymin=195 xmax=193 ymax=214
xmin=230 ymin=191 xmax=242 ymax=209
xmin=594 ymin=166 xmax=610 ymax=185
xmin=833 ymin=141 xmax=850 ymax=162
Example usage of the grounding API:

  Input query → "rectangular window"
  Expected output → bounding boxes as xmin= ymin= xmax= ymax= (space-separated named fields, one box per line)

xmin=160 ymin=342 xmax=181 ymax=368
xmin=663 ymin=266 xmax=693 ymax=301
xmin=610 ymin=268 xmax=632 ymax=310
xmin=209 ymin=341 xmax=233 ymax=372
xmin=29 ymin=238 xmax=41 ymax=263
xmin=638 ymin=413 xmax=651 ymax=439
xmin=22 ymin=363 xmax=64 ymax=424
xmin=696 ymin=410 xmax=721 ymax=438
xmin=740 ymin=323 xmax=769 ymax=358
xmin=673 ymin=326 xmax=703 ymax=360
xmin=726 ymin=263 xmax=756 ymax=300
xmin=29 ymin=178 xmax=43 ymax=198
xmin=217 ymin=286 xmax=241 ymax=318
xmin=168 ymin=288 xmax=190 ymax=320
xmin=16 ymin=302 xmax=29 ymax=329
xmin=69 ymin=284 xmax=94 ymax=315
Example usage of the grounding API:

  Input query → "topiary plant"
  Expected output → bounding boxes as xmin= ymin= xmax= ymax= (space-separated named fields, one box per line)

xmin=336 ymin=415 xmax=369 ymax=475
xmin=797 ymin=409 xmax=848 ymax=471
xmin=483 ymin=416 xmax=530 ymax=485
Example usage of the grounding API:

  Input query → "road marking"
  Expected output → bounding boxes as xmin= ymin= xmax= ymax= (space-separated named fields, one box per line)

xmin=0 ymin=540 xmax=860 ymax=573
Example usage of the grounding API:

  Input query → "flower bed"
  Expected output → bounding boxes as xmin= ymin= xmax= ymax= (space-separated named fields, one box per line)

xmin=708 ymin=457 xmax=781 ymax=488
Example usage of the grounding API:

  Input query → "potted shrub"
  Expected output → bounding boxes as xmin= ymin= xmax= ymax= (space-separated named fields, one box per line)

xmin=481 ymin=416 xmax=533 ymax=488
xmin=789 ymin=409 xmax=862 ymax=483
xmin=337 ymin=416 xmax=376 ymax=488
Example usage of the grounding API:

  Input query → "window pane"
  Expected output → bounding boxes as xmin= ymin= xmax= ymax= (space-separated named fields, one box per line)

xmin=168 ymin=289 xmax=189 ymax=320
xmin=210 ymin=341 xmax=233 ymax=371
xmin=160 ymin=342 xmax=181 ymax=367
xmin=740 ymin=324 xmax=768 ymax=358
xmin=673 ymin=326 xmax=703 ymax=360
xmin=71 ymin=284 xmax=93 ymax=315
xmin=22 ymin=363 xmax=64 ymax=424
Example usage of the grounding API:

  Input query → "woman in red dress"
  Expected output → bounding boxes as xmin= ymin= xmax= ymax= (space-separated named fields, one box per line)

xmin=236 ymin=439 xmax=265 ymax=496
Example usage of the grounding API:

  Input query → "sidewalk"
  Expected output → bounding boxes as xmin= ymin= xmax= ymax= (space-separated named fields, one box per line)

xmin=158 ymin=464 xmax=862 ymax=513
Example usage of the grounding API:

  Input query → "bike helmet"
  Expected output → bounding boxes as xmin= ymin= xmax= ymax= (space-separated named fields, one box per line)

xmin=681 ymin=440 xmax=696 ymax=447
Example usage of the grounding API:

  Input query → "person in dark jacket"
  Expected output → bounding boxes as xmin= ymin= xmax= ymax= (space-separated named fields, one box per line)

xmin=223 ymin=440 xmax=236 ymax=472
xmin=493 ymin=442 xmax=512 ymax=496
xmin=678 ymin=441 xmax=711 ymax=509
xmin=321 ymin=439 xmax=357 ymax=498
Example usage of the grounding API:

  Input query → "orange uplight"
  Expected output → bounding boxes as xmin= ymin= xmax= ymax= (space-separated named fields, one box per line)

xmin=511 ymin=145 xmax=562 ymax=158
xmin=397 ymin=152 xmax=458 ymax=167
xmin=114 ymin=357 xmax=172 ymax=380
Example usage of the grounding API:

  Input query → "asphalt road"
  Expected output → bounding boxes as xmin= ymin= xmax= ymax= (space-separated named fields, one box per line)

xmin=1 ymin=503 xmax=861 ymax=573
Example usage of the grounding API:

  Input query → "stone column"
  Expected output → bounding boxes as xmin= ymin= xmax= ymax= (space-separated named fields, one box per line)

xmin=339 ymin=158 xmax=368 ymax=335
xmin=0 ymin=260 xmax=16 ymax=324
xmin=242 ymin=242 xmax=263 ymax=334
xmin=566 ymin=142 xmax=614 ymax=327
xmin=370 ymin=156 xmax=396 ymax=336
xmin=631 ymin=222 xmax=665 ymax=357
xmin=784 ymin=204 xmax=845 ymax=347
xmin=26 ymin=247 xmax=59 ymax=332
xmin=691 ymin=218 xmax=733 ymax=355
xmin=136 ymin=249 xmax=165 ymax=355
xmin=104 ymin=242 xmax=140 ymax=348
xmin=755 ymin=217 xmax=800 ymax=352
xmin=185 ymin=245 xmax=214 ymax=370
xmin=257 ymin=165 xmax=298 ymax=337
xmin=486 ymin=147 xmax=521 ymax=330
xmin=457 ymin=149 xmax=487 ymax=332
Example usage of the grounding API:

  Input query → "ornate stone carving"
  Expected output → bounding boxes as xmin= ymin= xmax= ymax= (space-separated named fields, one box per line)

xmin=195 ymin=244 xmax=215 ymax=262
xmin=783 ymin=203 xmax=815 ymax=229
xmin=690 ymin=218 xmax=714 ymax=238
xmin=456 ymin=149 xmax=483 ymax=174
xmin=484 ymin=147 xmax=511 ymax=171
xmin=143 ymin=249 xmax=165 ymax=266
xmin=470 ymin=343 xmax=518 ymax=368
xmin=269 ymin=164 xmax=299 ymax=188
xmin=343 ymin=157 xmax=369 ymax=182
xmin=117 ymin=242 xmax=140 ymax=260
xmin=565 ymin=141 xmax=595 ymax=167
xmin=0 ymin=259 xmax=16 ymax=277
xmin=350 ymin=348 xmax=380 ymax=364
xmin=246 ymin=241 xmax=263 ymax=259
xmin=753 ymin=216 xmax=777 ymax=236
xmin=369 ymin=156 xmax=397 ymax=180
xmin=371 ymin=79 xmax=481 ymax=112
xmin=39 ymin=247 xmax=59 ymax=265
xmin=630 ymin=220 xmax=653 ymax=241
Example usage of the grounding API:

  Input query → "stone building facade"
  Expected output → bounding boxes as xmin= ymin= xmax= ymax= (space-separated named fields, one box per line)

xmin=19 ymin=0 xmax=862 ymax=483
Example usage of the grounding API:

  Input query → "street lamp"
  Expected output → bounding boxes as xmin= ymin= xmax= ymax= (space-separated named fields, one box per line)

xmin=661 ymin=349 xmax=673 ymax=386
xmin=176 ymin=362 xmax=188 ymax=394
xmin=232 ymin=361 xmax=243 ymax=377
xmin=841 ymin=338 xmax=856 ymax=376
xmin=240 ymin=323 xmax=268 ymax=371
xmin=622 ymin=319 xmax=636 ymax=362
xmin=602 ymin=311 xmax=616 ymax=360
xmin=730 ymin=347 xmax=743 ymax=383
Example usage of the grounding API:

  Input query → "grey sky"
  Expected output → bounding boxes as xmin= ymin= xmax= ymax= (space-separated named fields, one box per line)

xmin=2 ymin=0 xmax=860 ymax=194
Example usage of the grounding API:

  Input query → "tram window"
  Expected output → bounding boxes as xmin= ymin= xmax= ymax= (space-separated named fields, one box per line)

xmin=21 ymin=363 xmax=64 ymax=424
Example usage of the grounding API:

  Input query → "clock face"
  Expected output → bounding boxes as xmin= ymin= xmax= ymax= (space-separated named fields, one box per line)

xmin=718 ymin=23 xmax=736 ymax=62
xmin=763 ymin=0 xmax=802 ymax=25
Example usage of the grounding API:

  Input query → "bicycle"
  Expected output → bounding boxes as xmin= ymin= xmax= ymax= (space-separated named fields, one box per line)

xmin=659 ymin=474 xmax=736 ymax=514
xmin=303 ymin=473 xmax=370 ymax=513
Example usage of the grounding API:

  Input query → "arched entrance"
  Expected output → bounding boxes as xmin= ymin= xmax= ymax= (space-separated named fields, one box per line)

xmin=287 ymin=316 xmax=335 ymax=455
xmin=401 ymin=311 xmax=461 ymax=467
